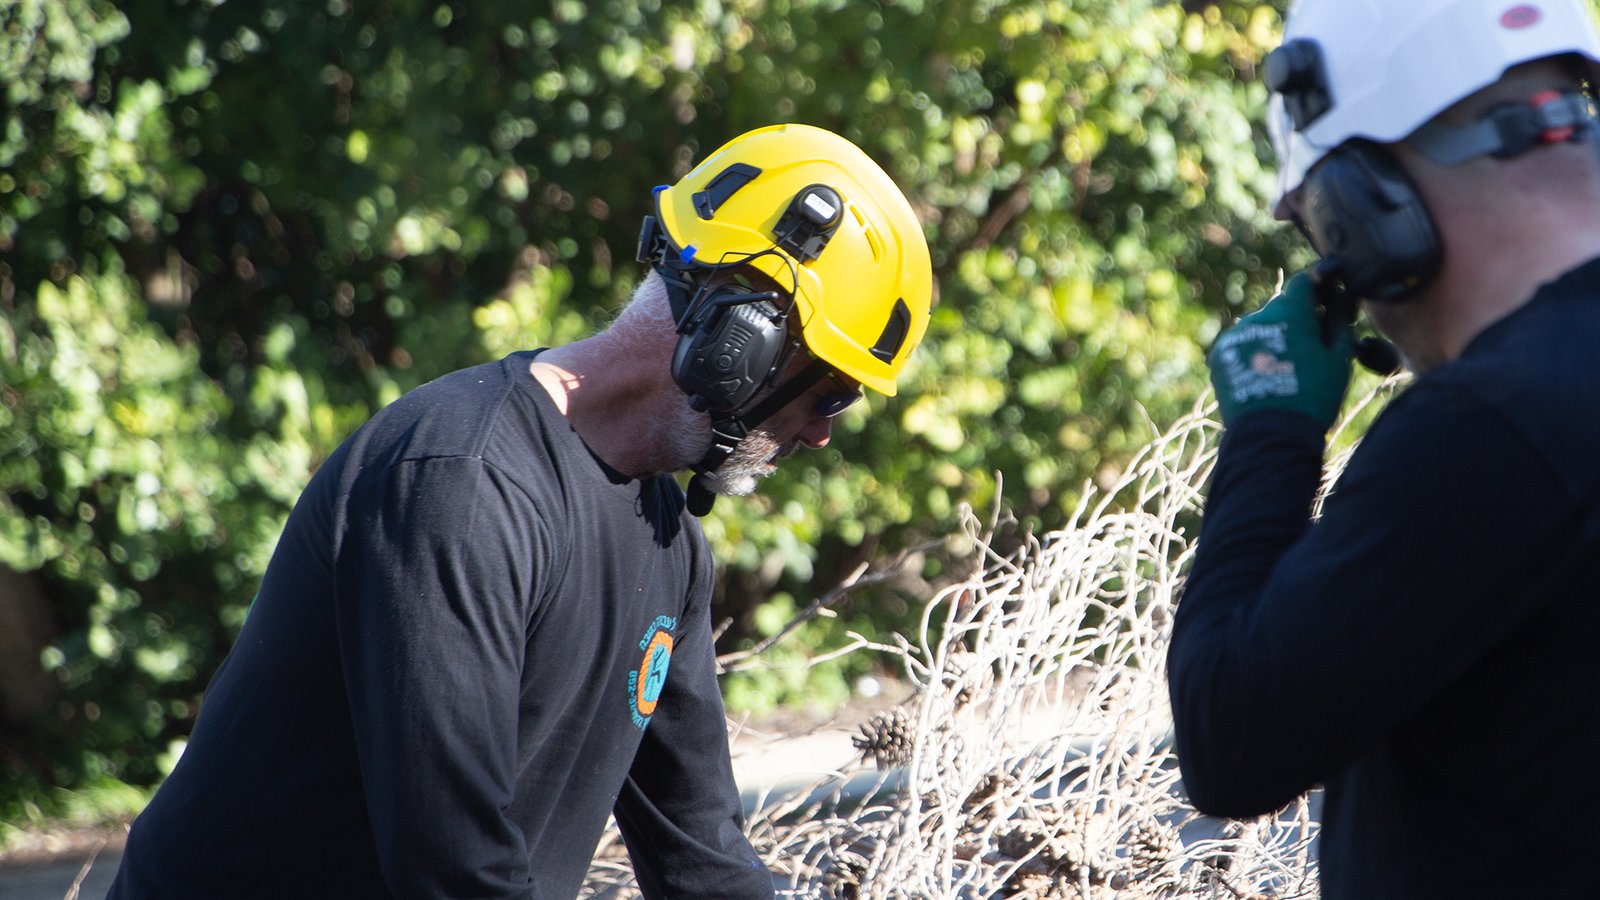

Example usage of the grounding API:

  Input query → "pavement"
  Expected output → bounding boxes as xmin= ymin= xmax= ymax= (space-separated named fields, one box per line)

xmin=728 ymin=705 xmax=875 ymax=812
xmin=0 ymin=847 xmax=120 ymax=900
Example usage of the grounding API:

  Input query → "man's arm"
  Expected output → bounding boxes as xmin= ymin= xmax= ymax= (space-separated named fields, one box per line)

xmin=1167 ymin=408 xmax=1334 ymax=816
xmin=612 ymin=599 xmax=774 ymax=899
xmin=1168 ymin=387 xmax=1570 ymax=818
xmin=335 ymin=455 xmax=544 ymax=899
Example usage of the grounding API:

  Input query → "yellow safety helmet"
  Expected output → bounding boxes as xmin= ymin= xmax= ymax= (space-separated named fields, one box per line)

xmin=648 ymin=123 xmax=932 ymax=397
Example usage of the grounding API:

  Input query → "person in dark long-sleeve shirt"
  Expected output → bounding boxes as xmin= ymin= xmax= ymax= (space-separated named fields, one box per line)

xmin=1168 ymin=3 xmax=1600 ymax=897
xmin=109 ymin=123 xmax=933 ymax=899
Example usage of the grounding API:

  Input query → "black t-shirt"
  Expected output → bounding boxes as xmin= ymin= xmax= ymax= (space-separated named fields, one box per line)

xmin=110 ymin=351 xmax=773 ymax=899
xmin=1169 ymin=258 xmax=1600 ymax=898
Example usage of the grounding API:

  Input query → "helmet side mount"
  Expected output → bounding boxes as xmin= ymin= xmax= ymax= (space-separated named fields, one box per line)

xmin=773 ymin=184 xmax=844 ymax=262
xmin=1265 ymin=38 xmax=1334 ymax=131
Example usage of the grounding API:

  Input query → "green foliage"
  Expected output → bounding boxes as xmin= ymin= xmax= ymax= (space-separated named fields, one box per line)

xmin=0 ymin=0 xmax=1323 ymax=804
xmin=720 ymin=593 xmax=860 ymax=717
xmin=0 ymin=775 xmax=149 ymax=853
xmin=1 ymin=263 xmax=236 ymax=793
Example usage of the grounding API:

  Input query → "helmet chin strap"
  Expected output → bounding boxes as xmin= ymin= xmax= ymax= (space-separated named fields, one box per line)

xmin=685 ymin=359 xmax=828 ymax=517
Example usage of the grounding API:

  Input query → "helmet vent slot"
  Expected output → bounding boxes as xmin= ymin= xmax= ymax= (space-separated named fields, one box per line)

xmin=870 ymin=298 xmax=912 ymax=363
xmin=693 ymin=162 xmax=763 ymax=220
xmin=863 ymin=225 xmax=884 ymax=262
xmin=852 ymin=206 xmax=884 ymax=261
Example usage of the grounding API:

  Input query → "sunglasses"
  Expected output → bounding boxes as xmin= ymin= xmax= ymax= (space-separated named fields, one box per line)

xmin=814 ymin=378 xmax=863 ymax=419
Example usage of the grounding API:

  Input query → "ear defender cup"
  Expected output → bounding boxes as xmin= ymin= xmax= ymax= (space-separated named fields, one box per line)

xmin=1298 ymin=142 xmax=1442 ymax=303
xmin=670 ymin=288 xmax=792 ymax=412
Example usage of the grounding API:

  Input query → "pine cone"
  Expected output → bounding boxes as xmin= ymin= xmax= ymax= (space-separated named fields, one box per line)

xmin=851 ymin=707 xmax=915 ymax=769
xmin=1127 ymin=820 xmax=1181 ymax=871
xmin=996 ymin=804 xmax=1124 ymax=888
xmin=996 ymin=818 xmax=1052 ymax=864
xmin=942 ymin=649 xmax=991 ymax=708
xmin=820 ymin=847 xmax=868 ymax=900
xmin=963 ymin=770 xmax=1021 ymax=823
xmin=1002 ymin=870 xmax=1079 ymax=899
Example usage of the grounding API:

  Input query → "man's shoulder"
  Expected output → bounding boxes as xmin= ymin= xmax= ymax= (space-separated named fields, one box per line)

xmin=353 ymin=352 xmax=555 ymax=460
xmin=1365 ymin=308 xmax=1600 ymax=496
xmin=1435 ymin=285 xmax=1600 ymax=409
xmin=385 ymin=352 xmax=539 ymax=422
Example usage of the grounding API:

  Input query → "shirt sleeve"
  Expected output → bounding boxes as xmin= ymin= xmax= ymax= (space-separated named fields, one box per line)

xmin=612 ymin=591 xmax=775 ymax=899
xmin=1167 ymin=392 xmax=1572 ymax=819
xmin=334 ymin=455 xmax=545 ymax=899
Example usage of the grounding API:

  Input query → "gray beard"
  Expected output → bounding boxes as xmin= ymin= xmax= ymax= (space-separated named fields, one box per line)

xmin=662 ymin=396 xmax=798 ymax=497
xmin=697 ymin=428 xmax=799 ymax=497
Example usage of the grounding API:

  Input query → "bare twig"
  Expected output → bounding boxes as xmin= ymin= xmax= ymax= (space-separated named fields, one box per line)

xmin=716 ymin=538 xmax=946 ymax=673
xmin=64 ymin=836 xmax=108 ymax=900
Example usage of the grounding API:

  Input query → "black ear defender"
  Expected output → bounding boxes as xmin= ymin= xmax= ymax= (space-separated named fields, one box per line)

xmin=669 ymin=284 xmax=793 ymax=413
xmin=1297 ymin=142 xmax=1442 ymax=304
xmin=638 ymin=210 xmax=794 ymax=412
xmin=1291 ymin=90 xmax=1597 ymax=308
xmin=1290 ymin=144 xmax=1423 ymax=375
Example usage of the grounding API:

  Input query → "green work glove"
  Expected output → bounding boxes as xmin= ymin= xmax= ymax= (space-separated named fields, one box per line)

xmin=1207 ymin=272 xmax=1353 ymax=430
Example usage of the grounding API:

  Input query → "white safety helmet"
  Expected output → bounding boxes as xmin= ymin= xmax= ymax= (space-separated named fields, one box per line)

xmin=1269 ymin=0 xmax=1600 ymax=218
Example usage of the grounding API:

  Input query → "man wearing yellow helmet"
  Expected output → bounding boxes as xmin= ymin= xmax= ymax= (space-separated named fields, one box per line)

xmin=638 ymin=121 xmax=932 ymax=514
xmin=109 ymin=123 xmax=931 ymax=899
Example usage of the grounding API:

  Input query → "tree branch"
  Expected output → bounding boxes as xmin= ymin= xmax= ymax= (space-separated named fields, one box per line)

xmin=716 ymin=539 xmax=946 ymax=673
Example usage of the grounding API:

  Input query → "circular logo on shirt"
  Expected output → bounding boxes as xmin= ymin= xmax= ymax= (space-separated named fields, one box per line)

xmin=636 ymin=631 xmax=674 ymax=715
xmin=627 ymin=617 xmax=677 ymax=729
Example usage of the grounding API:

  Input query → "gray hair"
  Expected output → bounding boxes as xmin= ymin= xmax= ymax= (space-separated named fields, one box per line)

xmin=601 ymin=270 xmax=716 ymax=473
xmin=602 ymin=269 xmax=679 ymax=348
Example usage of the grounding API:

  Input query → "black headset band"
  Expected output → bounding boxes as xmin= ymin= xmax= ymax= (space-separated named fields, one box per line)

xmin=1409 ymin=89 xmax=1597 ymax=166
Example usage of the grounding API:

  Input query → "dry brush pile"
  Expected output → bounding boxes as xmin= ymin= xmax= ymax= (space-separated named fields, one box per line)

xmin=584 ymin=387 xmax=1398 ymax=899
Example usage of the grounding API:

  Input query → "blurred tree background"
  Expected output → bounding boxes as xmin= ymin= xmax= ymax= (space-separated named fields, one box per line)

xmin=0 ymin=0 xmax=1328 ymax=820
